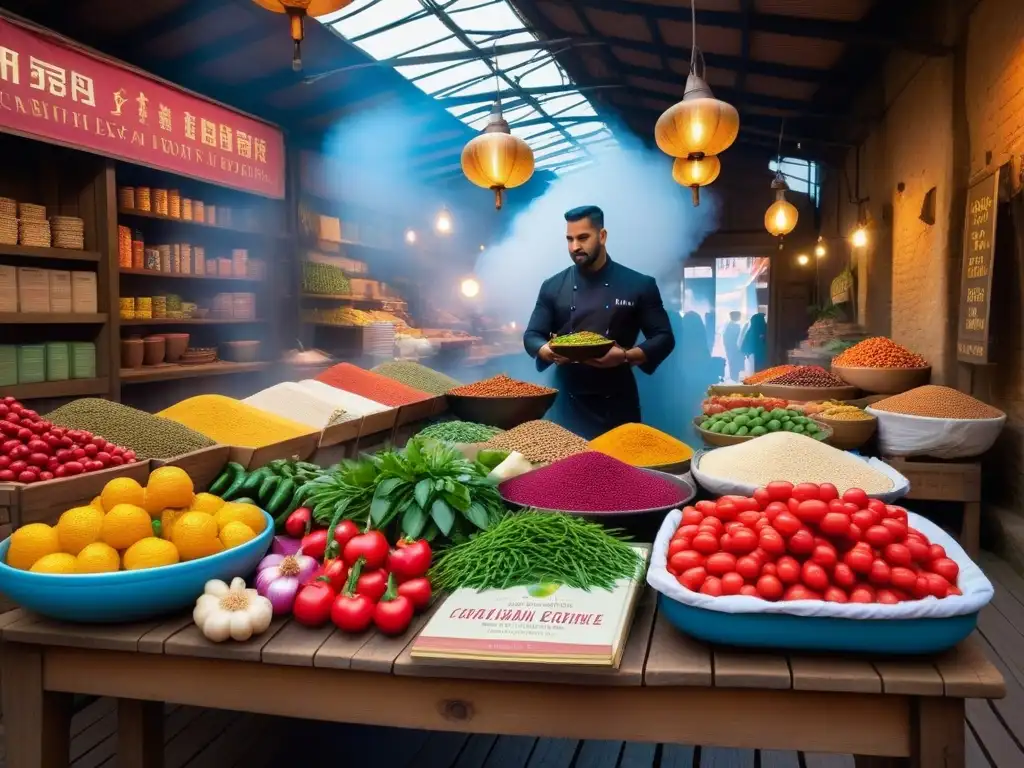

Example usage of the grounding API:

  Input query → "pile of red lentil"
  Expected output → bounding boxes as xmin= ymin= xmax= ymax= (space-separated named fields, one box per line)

xmin=744 ymin=365 xmax=799 ymax=385
xmin=833 ymin=337 xmax=928 ymax=369
xmin=765 ymin=365 xmax=847 ymax=388
xmin=314 ymin=363 xmax=431 ymax=407
xmin=498 ymin=451 xmax=687 ymax=512
xmin=448 ymin=374 xmax=556 ymax=398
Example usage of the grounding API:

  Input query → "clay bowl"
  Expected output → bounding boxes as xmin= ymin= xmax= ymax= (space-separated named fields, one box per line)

xmin=831 ymin=365 xmax=931 ymax=395
xmin=707 ymin=384 xmax=762 ymax=396
xmin=693 ymin=415 xmax=833 ymax=448
xmin=120 ymin=338 xmax=144 ymax=369
xmin=162 ymin=333 xmax=190 ymax=363
xmin=759 ymin=383 xmax=859 ymax=402
xmin=549 ymin=340 xmax=614 ymax=363
xmin=142 ymin=335 xmax=166 ymax=366
xmin=445 ymin=391 xmax=557 ymax=430
xmin=812 ymin=413 xmax=877 ymax=451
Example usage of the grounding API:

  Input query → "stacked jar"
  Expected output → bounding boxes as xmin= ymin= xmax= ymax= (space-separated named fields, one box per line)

xmin=136 ymin=187 xmax=152 ymax=212
xmin=131 ymin=230 xmax=144 ymax=269
xmin=169 ymin=189 xmax=181 ymax=219
xmin=154 ymin=188 xmax=168 ymax=216
xmin=117 ymin=226 xmax=132 ymax=267
xmin=135 ymin=296 xmax=152 ymax=319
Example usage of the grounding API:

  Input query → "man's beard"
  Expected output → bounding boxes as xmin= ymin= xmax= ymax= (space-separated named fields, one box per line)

xmin=571 ymin=246 xmax=601 ymax=269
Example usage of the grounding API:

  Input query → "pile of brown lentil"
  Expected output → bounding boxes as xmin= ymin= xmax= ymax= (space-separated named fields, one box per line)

xmin=448 ymin=374 xmax=556 ymax=398
xmin=767 ymin=365 xmax=847 ymax=388
xmin=482 ymin=420 xmax=589 ymax=463
xmin=871 ymin=385 xmax=1004 ymax=420
xmin=744 ymin=364 xmax=798 ymax=385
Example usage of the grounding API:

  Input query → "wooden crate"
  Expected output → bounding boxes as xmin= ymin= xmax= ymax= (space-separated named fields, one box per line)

xmin=228 ymin=432 xmax=320 ymax=471
xmin=885 ymin=456 xmax=981 ymax=556
xmin=0 ymin=482 xmax=17 ymax=532
xmin=15 ymin=461 xmax=150 ymax=528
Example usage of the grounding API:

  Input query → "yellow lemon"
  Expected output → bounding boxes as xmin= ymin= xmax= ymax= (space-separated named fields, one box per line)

xmin=171 ymin=511 xmax=223 ymax=561
xmin=90 ymin=496 xmax=104 ymax=512
xmin=7 ymin=523 xmax=61 ymax=571
xmin=159 ymin=507 xmax=188 ymax=541
xmin=101 ymin=504 xmax=153 ymax=550
xmin=29 ymin=553 xmax=78 ymax=574
xmin=215 ymin=502 xmax=266 ymax=534
xmin=100 ymin=477 xmax=145 ymax=512
xmin=122 ymin=538 xmax=180 ymax=570
xmin=219 ymin=521 xmax=256 ymax=550
xmin=144 ymin=466 xmax=194 ymax=515
xmin=56 ymin=505 xmax=104 ymax=555
xmin=191 ymin=492 xmax=225 ymax=514
xmin=75 ymin=542 xmax=120 ymax=574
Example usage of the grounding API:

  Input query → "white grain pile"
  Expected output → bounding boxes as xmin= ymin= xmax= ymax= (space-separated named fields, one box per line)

xmin=698 ymin=431 xmax=894 ymax=494
xmin=296 ymin=379 xmax=392 ymax=416
xmin=244 ymin=383 xmax=354 ymax=429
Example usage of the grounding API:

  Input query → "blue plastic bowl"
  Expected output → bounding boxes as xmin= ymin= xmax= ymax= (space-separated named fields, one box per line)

xmin=658 ymin=593 xmax=978 ymax=655
xmin=0 ymin=510 xmax=274 ymax=623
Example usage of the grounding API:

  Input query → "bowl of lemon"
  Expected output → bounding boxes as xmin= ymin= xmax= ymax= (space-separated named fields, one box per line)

xmin=0 ymin=467 xmax=273 ymax=623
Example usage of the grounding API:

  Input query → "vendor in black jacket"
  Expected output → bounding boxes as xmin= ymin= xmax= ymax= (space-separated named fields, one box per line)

xmin=523 ymin=205 xmax=676 ymax=439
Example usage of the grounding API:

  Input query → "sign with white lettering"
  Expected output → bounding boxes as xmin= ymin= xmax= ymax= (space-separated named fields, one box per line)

xmin=0 ymin=17 xmax=285 ymax=197
xmin=956 ymin=170 xmax=1000 ymax=364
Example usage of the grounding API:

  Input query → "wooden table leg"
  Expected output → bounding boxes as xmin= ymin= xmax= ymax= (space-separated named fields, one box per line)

xmin=118 ymin=698 xmax=165 ymax=768
xmin=912 ymin=697 xmax=965 ymax=768
xmin=1 ymin=643 xmax=73 ymax=768
xmin=961 ymin=502 xmax=981 ymax=557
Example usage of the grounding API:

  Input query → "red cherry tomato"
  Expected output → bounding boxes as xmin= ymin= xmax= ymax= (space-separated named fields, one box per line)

xmin=890 ymin=566 xmax=918 ymax=593
xmin=817 ymin=483 xmax=839 ymax=502
xmin=801 ymin=561 xmax=830 ymax=592
xmin=736 ymin=555 xmax=761 ymax=580
xmin=818 ymin=512 xmax=851 ymax=538
xmin=692 ymin=532 xmax=720 ymax=555
xmin=864 ymin=525 xmax=894 ymax=548
xmin=811 ymin=543 xmax=838 ymax=570
xmin=848 ymin=585 xmax=875 ymax=603
xmin=756 ymin=574 xmax=784 ymax=601
xmin=714 ymin=500 xmax=738 ymax=521
xmin=752 ymin=488 xmax=771 ymax=510
xmin=776 ymin=556 xmax=801 ymax=585
xmin=928 ymin=544 xmax=947 ymax=561
xmin=881 ymin=518 xmax=908 ymax=542
xmin=705 ymin=552 xmax=737 ymax=577
xmin=680 ymin=507 xmax=703 ymax=525
xmin=876 ymin=589 xmax=900 ymax=605
xmin=670 ymin=550 xmax=705 ymax=573
xmin=791 ymin=483 xmax=820 ymax=502
xmin=739 ymin=585 xmax=760 ymax=597
xmin=668 ymin=538 xmax=690 ymax=558
xmin=766 ymin=481 xmax=794 ymax=501
xmin=720 ymin=572 xmax=745 ymax=595
xmin=678 ymin=567 xmax=707 ymax=591
xmin=851 ymin=509 xmax=878 ymax=529
xmin=699 ymin=517 xmax=724 ymax=535
xmin=700 ymin=577 xmax=724 ymax=596
xmin=676 ymin=524 xmax=700 ymax=540
xmin=761 ymin=562 xmax=778 ymax=577
xmin=783 ymin=585 xmax=820 ymax=601
xmin=824 ymin=586 xmax=848 ymax=603
xmin=726 ymin=528 xmax=758 ymax=555
xmin=737 ymin=510 xmax=763 ymax=527
xmin=925 ymin=572 xmax=950 ymax=598
xmin=868 ymin=559 xmax=891 ymax=585
xmin=912 ymin=576 xmax=932 ymax=599
xmin=844 ymin=547 xmax=874 ymax=574
xmin=695 ymin=500 xmax=718 ymax=515
xmin=788 ymin=529 xmax=815 ymax=556
xmin=763 ymin=501 xmax=788 ymax=521
xmin=832 ymin=563 xmax=857 ymax=589
xmin=772 ymin=511 xmax=801 ymax=538
xmin=795 ymin=499 xmax=829 ymax=524
xmin=883 ymin=543 xmax=912 ymax=568
xmin=906 ymin=538 xmax=931 ymax=563
xmin=947 ymin=585 xmax=963 ymax=597
xmin=867 ymin=498 xmax=887 ymax=515
xmin=931 ymin=557 xmax=960 ymax=584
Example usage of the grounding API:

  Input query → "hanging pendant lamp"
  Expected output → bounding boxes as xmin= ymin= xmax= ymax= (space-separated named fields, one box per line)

xmin=764 ymin=171 xmax=798 ymax=238
xmin=251 ymin=1 xmax=353 ymax=71
xmin=655 ymin=2 xmax=739 ymax=159
xmin=672 ymin=155 xmax=720 ymax=206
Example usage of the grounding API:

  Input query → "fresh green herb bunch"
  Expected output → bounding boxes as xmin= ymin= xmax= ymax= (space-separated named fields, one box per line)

xmin=370 ymin=438 xmax=504 ymax=542
xmin=550 ymin=330 xmax=611 ymax=347
xmin=429 ymin=511 xmax=643 ymax=592
xmin=304 ymin=459 xmax=380 ymax=532
xmin=416 ymin=420 xmax=503 ymax=444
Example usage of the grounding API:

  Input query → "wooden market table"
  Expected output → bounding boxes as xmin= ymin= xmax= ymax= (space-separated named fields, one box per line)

xmin=0 ymin=591 xmax=1004 ymax=768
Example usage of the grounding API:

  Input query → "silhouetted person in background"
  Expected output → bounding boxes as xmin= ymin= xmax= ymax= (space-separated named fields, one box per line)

xmin=724 ymin=310 xmax=744 ymax=381
xmin=741 ymin=312 xmax=768 ymax=373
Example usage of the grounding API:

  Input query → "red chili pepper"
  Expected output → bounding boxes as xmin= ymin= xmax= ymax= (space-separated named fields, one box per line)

xmin=292 ymin=576 xmax=335 ymax=628
xmin=387 ymin=537 xmax=432 ymax=580
xmin=373 ymin=574 xmax=414 ymax=636
xmin=284 ymin=507 xmax=313 ymax=538
xmin=331 ymin=558 xmax=375 ymax=634
xmin=397 ymin=577 xmax=432 ymax=612
xmin=300 ymin=529 xmax=329 ymax=561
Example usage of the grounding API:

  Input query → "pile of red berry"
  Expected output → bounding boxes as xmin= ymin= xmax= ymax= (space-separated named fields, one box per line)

xmin=667 ymin=481 xmax=962 ymax=604
xmin=0 ymin=397 xmax=136 ymax=484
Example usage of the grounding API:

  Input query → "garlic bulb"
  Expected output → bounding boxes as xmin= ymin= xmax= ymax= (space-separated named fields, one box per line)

xmin=193 ymin=577 xmax=273 ymax=643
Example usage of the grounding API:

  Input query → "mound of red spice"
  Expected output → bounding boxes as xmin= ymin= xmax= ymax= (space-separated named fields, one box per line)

xmin=314 ymin=363 xmax=431 ymax=407
xmin=449 ymin=374 xmax=556 ymax=398
xmin=499 ymin=451 xmax=686 ymax=512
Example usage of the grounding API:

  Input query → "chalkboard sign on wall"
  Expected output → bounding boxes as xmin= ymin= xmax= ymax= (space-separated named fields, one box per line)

xmin=957 ymin=170 xmax=1001 ymax=364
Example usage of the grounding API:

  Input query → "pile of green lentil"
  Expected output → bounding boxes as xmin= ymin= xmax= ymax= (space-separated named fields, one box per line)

xmin=416 ymin=420 xmax=503 ymax=444
xmin=45 ymin=398 xmax=215 ymax=459
xmin=371 ymin=360 xmax=461 ymax=396
xmin=550 ymin=330 xmax=610 ymax=347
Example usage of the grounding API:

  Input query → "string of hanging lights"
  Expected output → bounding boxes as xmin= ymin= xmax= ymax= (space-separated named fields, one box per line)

xmin=251 ymin=1 xmax=353 ymax=71
xmin=656 ymin=1 xmax=739 ymax=206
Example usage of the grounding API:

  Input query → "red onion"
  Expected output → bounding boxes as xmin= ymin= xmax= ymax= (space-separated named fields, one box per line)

xmin=255 ymin=553 xmax=318 ymax=616
xmin=271 ymin=535 xmax=302 ymax=557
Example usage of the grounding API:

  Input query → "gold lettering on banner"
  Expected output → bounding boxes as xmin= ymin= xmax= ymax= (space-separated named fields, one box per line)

xmin=254 ymin=137 xmax=267 ymax=164
xmin=70 ymin=72 xmax=95 ymax=106
xmin=219 ymin=123 xmax=233 ymax=152
xmin=28 ymin=56 xmax=66 ymax=97
xmin=0 ymin=48 xmax=19 ymax=84
xmin=184 ymin=111 xmax=196 ymax=140
xmin=200 ymin=117 xmax=216 ymax=147
xmin=158 ymin=104 xmax=171 ymax=132
xmin=236 ymin=130 xmax=252 ymax=159
xmin=111 ymin=88 xmax=127 ymax=116
xmin=136 ymin=91 xmax=148 ymax=123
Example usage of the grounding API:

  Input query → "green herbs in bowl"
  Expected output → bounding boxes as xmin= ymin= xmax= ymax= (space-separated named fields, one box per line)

xmin=550 ymin=331 xmax=614 ymax=362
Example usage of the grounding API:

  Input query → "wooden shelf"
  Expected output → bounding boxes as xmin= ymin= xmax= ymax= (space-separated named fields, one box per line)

xmin=0 ymin=312 xmax=107 ymax=324
xmin=0 ymin=244 xmax=101 ymax=262
xmin=1 ymin=377 xmax=109 ymax=400
xmin=301 ymin=293 xmax=405 ymax=304
xmin=120 ymin=318 xmax=265 ymax=325
xmin=119 ymin=268 xmax=262 ymax=282
xmin=118 ymin=207 xmax=289 ymax=239
xmin=120 ymin=361 xmax=270 ymax=384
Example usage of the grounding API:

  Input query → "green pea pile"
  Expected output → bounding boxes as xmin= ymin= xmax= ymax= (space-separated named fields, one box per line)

xmin=416 ymin=420 xmax=503 ymax=444
xmin=551 ymin=330 xmax=610 ymax=347
xmin=302 ymin=261 xmax=350 ymax=295
xmin=699 ymin=406 xmax=825 ymax=439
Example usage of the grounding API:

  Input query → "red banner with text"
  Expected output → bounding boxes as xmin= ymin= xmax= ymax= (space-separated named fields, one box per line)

xmin=0 ymin=17 xmax=285 ymax=198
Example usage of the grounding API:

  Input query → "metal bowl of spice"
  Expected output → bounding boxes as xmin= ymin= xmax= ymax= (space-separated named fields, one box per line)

xmin=446 ymin=374 xmax=557 ymax=430
xmin=549 ymin=330 xmax=614 ymax=362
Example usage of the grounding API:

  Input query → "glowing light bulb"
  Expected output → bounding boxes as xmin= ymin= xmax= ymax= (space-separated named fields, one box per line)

xmin=405 ymin=229 xmax=417 ymax=244
xmin=815 ymin=241 xmax=826 ymax=258
xmin=460 ymin=278 xmax=480 ymax=298
xmin=796 ymin=254 xmax=810 ymax=266
xmin=775 ymin=209 xmax=788 ymax=229
xmin=435 ymin=208 xmax=453 ymax=235
xmin=509 ymin=321 xmax=517 ymax=330
xmin=479 ymin=244 xmax=486 ymax=251
xmin=851 ymin=226 xmax=868 ymax=248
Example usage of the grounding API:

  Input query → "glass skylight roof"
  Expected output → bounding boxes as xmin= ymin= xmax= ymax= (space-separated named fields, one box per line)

xmin=318 ymin=0 xmax=616 ymax=174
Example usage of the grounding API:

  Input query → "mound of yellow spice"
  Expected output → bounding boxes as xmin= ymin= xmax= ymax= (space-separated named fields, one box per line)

xmin=158 ymin=395 xmax=316 ymax=448
xmin=589 ymin=423 xmax=693 ymax=467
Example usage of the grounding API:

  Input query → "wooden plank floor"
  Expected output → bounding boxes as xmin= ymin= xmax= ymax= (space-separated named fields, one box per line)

xmin=3 ymin=550 xmax=1024 ymax=767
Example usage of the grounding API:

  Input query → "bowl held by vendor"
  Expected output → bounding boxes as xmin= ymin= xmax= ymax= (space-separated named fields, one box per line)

xmin=522 ymin=205 xmax=676 ymax=439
